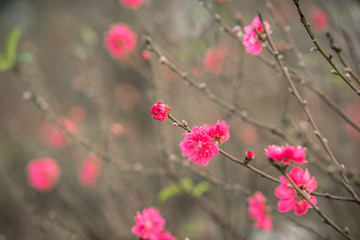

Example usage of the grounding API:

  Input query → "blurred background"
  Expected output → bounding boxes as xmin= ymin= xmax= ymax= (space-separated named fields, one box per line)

xmin=0 ymin=0 xmax=360 ymax=239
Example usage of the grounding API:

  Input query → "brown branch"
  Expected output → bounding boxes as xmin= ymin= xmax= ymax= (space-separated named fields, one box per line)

xmin=292 ymin=0 xmax=360 ymax=95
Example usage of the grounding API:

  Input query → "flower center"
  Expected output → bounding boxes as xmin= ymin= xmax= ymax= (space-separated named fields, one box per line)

xmin=295 ymin=184 xmax=309 ymax=204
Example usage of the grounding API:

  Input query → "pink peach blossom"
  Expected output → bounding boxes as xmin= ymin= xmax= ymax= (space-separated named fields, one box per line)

xmin=179 ymin=126 xmax=219 ymax=166
xmin=201 ymin=120 xmax=230 ymax=144
xmin=275 ymin=167 xmax=317 ymax=216
xmin=242 ymin=16 xmax=270 ymax=55
xmin=151 ymin=102 xmax=171 ymax=121
xmin=78 ymin=153 xmax=102 ymax=187
xmin=40 ymin=119 xmax=77 ymax=149
xmin=248 ymin=192 xmax=272 ymax=231
xmin=105 ymin=24 xmax=137 ymax=59
xmin=27 ymin=157 xmax=61 ymax=191
xmin=264 ymin=144 xmax=307 ymax=167
xmin=120 ymin=0 xmax=143 ymax=9
xmin=311 ymin=8 xmax=329 ymax=33
xmin=131 ymin=207 xmax=166 ymax=239
xmin=204 ymin=45 xmax=228 ymax=75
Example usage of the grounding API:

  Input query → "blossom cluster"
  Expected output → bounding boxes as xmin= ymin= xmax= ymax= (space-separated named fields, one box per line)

xmin=265 ymin=144 xmax=307 ymax=168
xmin=248 ymin=192 xmax=272 ymax=231
xmin=179 ymin=120 xmax=230 ymax=166
xmin=242 ymin=16 xmax=270 ymax=55
xmin=131 ymin=207 xmax=177 ymax=240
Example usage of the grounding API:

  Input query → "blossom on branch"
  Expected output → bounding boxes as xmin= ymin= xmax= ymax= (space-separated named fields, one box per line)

xmin=275 ymin=167 xmax=317 ymax=216
xmin=264 ymin=144 xmax=307 ymax=168
xmin=179 ymin=126 xmax=219 ymax=166
xmin=27 ymin=157 xmax=61 ymax=191
xmin=248 ymin=192 xmax=272 ymax=231
xmin=201 ymin=120 xmax=230 ymax=144
xmin=131 ymin=207 xmax=177 ymax=240
xmin=105 ymin=24 xmax=137 ymax=59
xmin=242 ymin=16 xmax=270 ymax=55
xmin=151 ymin=102 xmax=171 ymax=121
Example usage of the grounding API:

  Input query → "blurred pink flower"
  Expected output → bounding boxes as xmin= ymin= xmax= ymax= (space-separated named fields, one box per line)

xmin=243 ymin=16 xmax=270 ymax=55
xmin=264 ymin=144 xmax=307 ymax=167
xmin=154 ymin=231 xmax=177 ymax=240
xmin=275 ymin=167 xmax=317 ymax=216
xmin=131 ymin=207 xmax=166 ymax=239
xmin=40 ymin=119 xmax=78 ymax=149
xmin=68 ymin=106 xmax=86 ymax=123
xmin=151 ymin=102 xmax=171 ymax=121
xmin=110 ymin=123 xmax=125 ymax=135
xmin=248 ymin=192 xmax=272 ymax=231
xmin=120 ymin=0 xmax=143 ymax=9
xmin=27 ymin=157 xmax=61 ymax=191
xmin=311 ymin=8 xmax=329 ymax=33
xmin=179 ymin=126 xmax=219 ymax=166
xmin=78 ymin=153 xmax=102 ymax=187
xmin=204 ymin=45 xmax=228 ymax=75
xmin=202 ymin=120 xmax=230 ymax=144
xmin=105 ymin=24 xmax=137 ymax=59
xmin=239 ymin=126 xmax=258 ymax=144
xmin=142 ymin=50 xmax=151 ymax=60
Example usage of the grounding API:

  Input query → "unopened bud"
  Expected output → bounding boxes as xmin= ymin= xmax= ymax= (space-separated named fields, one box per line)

xmin=310 ymin=47 xmax=318 ymax=52
xmin=331 ymin=69 xmax=338 ymax=75
xmin=344 ymin=72 xmax=351 ymax=80
xmin=159 ymin=56 xmax=168 ymax=64
xmin=244 ymin=150 xmax=255 ymax=163
xmin=22 ymin=91 xmax=33 ymax=101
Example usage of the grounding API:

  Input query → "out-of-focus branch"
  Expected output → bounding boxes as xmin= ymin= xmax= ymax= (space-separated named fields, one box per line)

xmin=326 ymin=32 xmax=360 ymax=87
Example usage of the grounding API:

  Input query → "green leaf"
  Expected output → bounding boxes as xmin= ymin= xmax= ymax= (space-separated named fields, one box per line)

xmin=157 ymin=178 xmax=194 ymax=203
xmin=0 ymin=27 xmax=22 ymax=72
xmin=192 ymin=181 xmax=211 ymax=197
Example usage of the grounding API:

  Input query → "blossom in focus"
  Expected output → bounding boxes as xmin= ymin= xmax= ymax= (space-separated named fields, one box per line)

xmin=131 ymin=207 xmax=166 ymax=239
xmin=78 ymin=153 xmax=102 ymax=187
xmin=202 ymin=120 xmax=230 ymax=144
xmin=242 ymin=16 xmax=270 ymax=55
xmin=105 ymin=24 xmax=137 ymax=59
xmin=310 ymin=8 xmax=329 ymax=33
xmin=264 ymin=144 xmax=307 ymax=167
xmin=27 ymin=157 xmax=61 ymax=191
xmin=120 ymin=0 xmax=143 ymax=9
xmin=151 ymin=102 xmax=171 ymax=121
xmin=248 ymin=192 xmax=272 ymax=231
xmin=204 ymin=45 xmax=228 ymax=75
xmin=179 ymin=126 xmax=219 ymax=166
xmin=275 ymin=167 xmax=317 ymax=216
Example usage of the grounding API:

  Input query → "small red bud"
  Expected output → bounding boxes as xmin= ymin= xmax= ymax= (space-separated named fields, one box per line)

xmin=245 ymin=150 xmax=255 ymax=163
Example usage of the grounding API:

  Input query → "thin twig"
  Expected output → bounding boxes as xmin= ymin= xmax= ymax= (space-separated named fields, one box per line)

xmin=292 ymin=0 xmax=360 ymax=95
xmin=256 ymin=12 xmax=360 ymax=205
